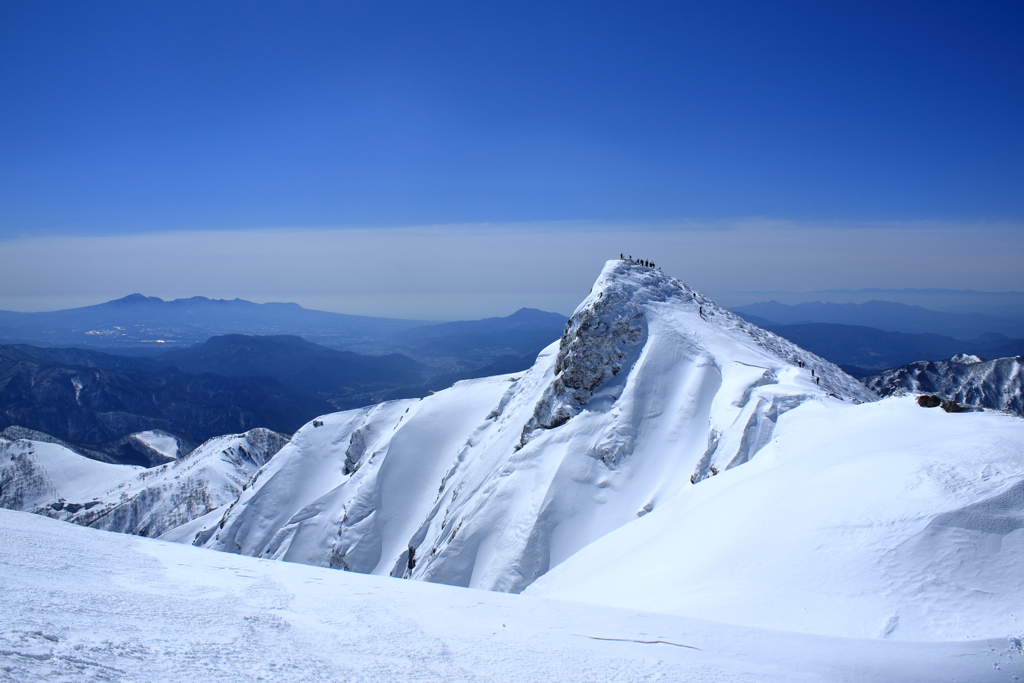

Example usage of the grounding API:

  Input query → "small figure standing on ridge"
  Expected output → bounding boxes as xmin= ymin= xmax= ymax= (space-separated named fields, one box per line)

xmin=699 ymin=306 xmax=705 ymax=319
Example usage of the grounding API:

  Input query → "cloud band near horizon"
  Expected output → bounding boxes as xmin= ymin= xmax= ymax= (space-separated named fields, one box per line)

xmin=3 ymin=220 xmax=1022 ymax=320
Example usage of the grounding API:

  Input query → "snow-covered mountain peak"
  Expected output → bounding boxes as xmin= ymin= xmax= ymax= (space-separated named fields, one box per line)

xmin=524 ymin=260 xmax=710 ymax=446
xmin=575 ymin=259 xmax=691 ymax=312
xmin=168 ymin=261 xmax=879 ymax=594
xmin=556 ymin=259 xmax=873 ymax=407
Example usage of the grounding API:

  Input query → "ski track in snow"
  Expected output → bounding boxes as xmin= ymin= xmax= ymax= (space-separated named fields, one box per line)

xmin=2 ymin=509 xmax=1019 ymax=683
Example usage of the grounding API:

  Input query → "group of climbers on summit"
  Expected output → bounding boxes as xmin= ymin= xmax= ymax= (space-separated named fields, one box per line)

xmin=616 ymin=252 xmax=827 ymax=390
xmin=617 ymin=252 xmax=825 ymax=389
xmin=620 ymin=253 xmax=655 ymax=268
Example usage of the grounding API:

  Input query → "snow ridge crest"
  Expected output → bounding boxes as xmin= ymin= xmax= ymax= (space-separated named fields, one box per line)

xmin=522 ymin=259 xmax=872 ymax=451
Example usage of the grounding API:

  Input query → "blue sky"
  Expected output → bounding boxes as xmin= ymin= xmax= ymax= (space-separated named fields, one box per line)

xmin=1 ymin=1 xmax=1022 ymax=316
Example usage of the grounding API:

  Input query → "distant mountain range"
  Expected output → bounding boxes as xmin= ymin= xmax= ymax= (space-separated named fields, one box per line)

xmin=732 ymin=300 xmax=1024 ymax=339
xmin=0 ymin=343 xmax=333 ymax=465
xmin=4 ymin=291 xmax=1022 ymax=382
xmin=732 ymin=299 xmax=1024 ymax=376
xmin=383 ymin=308 xmax=568 ymax=395
xmin=737 ymin=317 xmax=1024 ymax=376
xmin=158 ymin=334 xmax=427 ymax=406
xmin=0 ymin=292 xmax=570 ymax=389
xmin=0 ymin=307 xmax=570 ymax=465
xmin=716 ymin=288 xmax=1024 ymax=319
xmin=8 ymin=291 xmax=1023 ymax=467
xmin=0 ymin=293 xmax=431 ymax=350
xmin=394 ymin=308 xmax=567 ymax=359
xmin=0 ymin=294 xmax=569 ymax=371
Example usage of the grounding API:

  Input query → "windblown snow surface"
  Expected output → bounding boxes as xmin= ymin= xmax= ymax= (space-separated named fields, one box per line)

xmin=3 ymin=260 xmax=1024 ymax=681
xmin=2 ymin=508 xmax=1019 ymax=683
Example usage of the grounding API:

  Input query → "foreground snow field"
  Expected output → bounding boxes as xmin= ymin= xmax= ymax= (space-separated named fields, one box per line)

xmin=2 ymin=509 xmax=1020 ymax=683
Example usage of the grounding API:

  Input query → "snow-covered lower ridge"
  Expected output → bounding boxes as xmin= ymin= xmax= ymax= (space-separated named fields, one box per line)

xmin=866 ymin=354 xmax=1024 ymax=414
xmin=177 ymin=260 xmax=875 ymax=592
xmin=526 ymin=395 xmax=1024 ymax=641
xmin=0 ymin=428 xmax=287 ymax=537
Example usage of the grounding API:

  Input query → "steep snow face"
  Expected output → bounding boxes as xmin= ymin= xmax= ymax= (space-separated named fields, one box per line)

xmin=182 ymin=260 xmax=871 ymax=594
xmin=0 ymin=428 xmax=287 ymax=537
xmin=527 ymin=396 xmax=1024 ymax=641
xmin=866 ymin=355 xmax=1024 ymax=414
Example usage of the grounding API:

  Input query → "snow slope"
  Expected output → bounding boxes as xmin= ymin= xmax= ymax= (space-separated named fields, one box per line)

xmin=2 ymin=509 xmax=1019 ymax=683
xmin=866 ymin=354 xmax=1024 ymax=414
xmin=527 ymin=395 xmax=1024 ymax=640
xmin=0 ymin=438 xmax=141 ymax=512
xmin=0 ymin=428 xmax=287 ymax=537
xmin=131 ymin=429 xmax=182 ymax=459
xmin=181 ymin=260 xmax=873 ymax=597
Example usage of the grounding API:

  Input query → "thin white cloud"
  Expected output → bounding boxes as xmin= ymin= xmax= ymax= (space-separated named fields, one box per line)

xmin=2 ymin=220 xmax=1022 ymax=319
